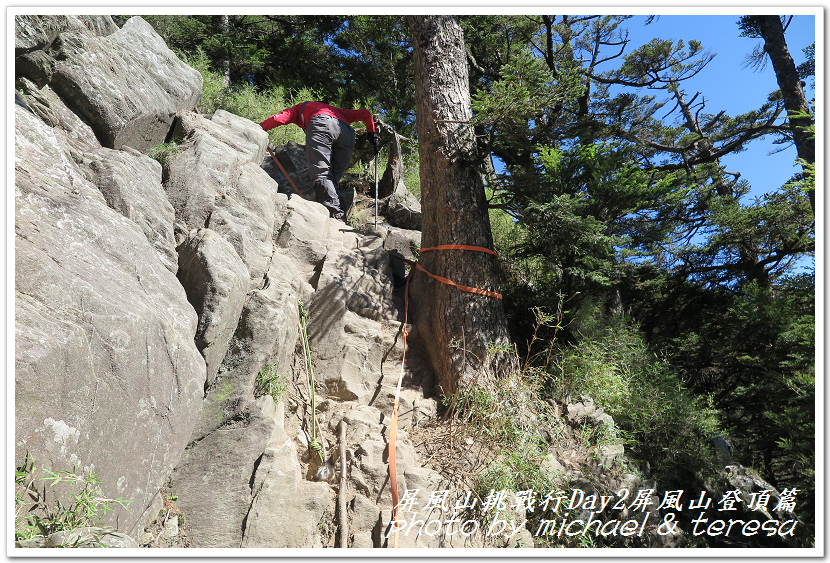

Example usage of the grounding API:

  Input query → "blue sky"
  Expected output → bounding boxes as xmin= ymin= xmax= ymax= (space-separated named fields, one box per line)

xmin=622 ymin=14 xmax=816 ymax=200
xmin=619 ymin=14 xmax=817 ymax=275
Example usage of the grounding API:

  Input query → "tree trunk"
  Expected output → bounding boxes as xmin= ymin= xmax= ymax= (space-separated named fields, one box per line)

xmin=756 ymin=15 xmax=815 ymax=211
xmin=406 ymin=15 xmax=516 ymax=397
xmin=218 ymin=15 xmax=231 ymax=89
xmin=377 ymin=120 xmax=404 ymax=198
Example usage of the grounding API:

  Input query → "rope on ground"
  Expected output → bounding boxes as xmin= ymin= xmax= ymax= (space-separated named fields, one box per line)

xmin=385 ymin=244 xmax=501 ymax=547
xmin=299 ymin=301 xmax=324 ymax=465
xmin=339 ymin=420 xmax=349 ymax=547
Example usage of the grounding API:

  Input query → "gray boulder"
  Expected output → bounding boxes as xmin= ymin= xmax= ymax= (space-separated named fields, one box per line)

xmin=565 ymin=396 xmax=618 ymax=437
xmin=169 ymin=397 xmax=281 ymax=548
xmin=14 ymin=103 xmax=206 ymax=537
xmin=306 ymin=231 xmax=403 ymax=405
xmin=231 ymin=252 xmax=310 ymax=384
xmin=165 ymin=111 xmax=276 ymax=285
xmin=34 ymin=16 xmax=202 ymax=151
xmin=351 ymin=493 xmax=381 ymax=535
xmin=17 ymin=77 xmax=101 ymax=153
xmin=15 ymin=15 xmax=116 ymax=53
xmin=384 ymin=226 xmax=422 ymax=281
xmin=177 ymin=228 xmax=249 ymax=389
xmin=380 ymin=192 xmax=422 ymax=231
xmin=165 ymin=112 xmax=268 ymax=231
xmin=82 ymin=146 xmax=178 ymax=272
xmin=274 ymin=195 xmax=332 ymax=282
xmin=76 ymin=15 xmax=120 ymax=37
xmin=242 ymin=436 xmax=331 ymax=548
xmin=205 ymin=179 xmax=276 ymax=285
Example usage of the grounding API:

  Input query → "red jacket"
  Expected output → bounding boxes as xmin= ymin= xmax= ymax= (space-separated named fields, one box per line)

xmin=260 ymin=101 xmax=375 ymax=132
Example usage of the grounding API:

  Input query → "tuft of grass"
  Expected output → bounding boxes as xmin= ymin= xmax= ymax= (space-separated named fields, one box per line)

xmin=254 ymin=363 xmax=286 ymax=405
xmin=147 ymin=141 xmax=180 ymax=166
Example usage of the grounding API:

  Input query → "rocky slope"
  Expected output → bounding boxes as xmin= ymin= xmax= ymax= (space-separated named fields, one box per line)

xmin=13 ymin=14 xmax=481 ymax=549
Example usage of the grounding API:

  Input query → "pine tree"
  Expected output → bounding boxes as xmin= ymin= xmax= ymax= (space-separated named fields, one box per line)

xmin=406 ymin=15 xmax=516 ymax=395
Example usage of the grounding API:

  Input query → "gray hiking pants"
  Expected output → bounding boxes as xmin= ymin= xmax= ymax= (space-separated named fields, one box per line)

xmin=305 ymin=115 xmax=355 ymax=218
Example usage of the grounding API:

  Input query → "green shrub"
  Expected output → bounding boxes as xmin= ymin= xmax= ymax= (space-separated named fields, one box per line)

xmin=254 ymin=364 xmax=286 ymax=405
xmin=554 ymin=306 xmax=720 ymax=478
xmin=147 ymin=141 xmax=180 ymax=166
xmin=15 ymin=457 xmax=130 ymax=544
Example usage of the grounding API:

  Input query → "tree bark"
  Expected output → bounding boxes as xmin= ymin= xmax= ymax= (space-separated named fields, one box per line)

xmin=377 ymin=120 xmax=404 ymax=198
xmin=218 ymin=15 xmax=231 ymax=88
xmin=406 ymin=15 xmax=516 ymax=397
xmin=756 ymin=15 xmax=815 ymax=211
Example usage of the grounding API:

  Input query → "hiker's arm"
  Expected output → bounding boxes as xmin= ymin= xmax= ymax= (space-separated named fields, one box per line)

xmin=260 ymin=105 xmax=299 ymax=131
xmin=358 ymin=109 xmax=376 ymax=133
xmin=339 ymin=108 xmax=375 ymax=133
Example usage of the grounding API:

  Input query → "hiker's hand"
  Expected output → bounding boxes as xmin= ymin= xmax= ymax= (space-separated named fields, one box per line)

xmin=369 ymin=132 xmax=380 ymax=155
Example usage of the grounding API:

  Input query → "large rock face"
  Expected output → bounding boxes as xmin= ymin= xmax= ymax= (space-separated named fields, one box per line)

xmin=165 ymin=110 xmax=274 ymax=285
xmin=81 ymin=146 xmax=179 ymax=272
xmin=14 ymin=101 xmax=206 ymax=536
xmin=13 ymin=15 xmax=443 ymax=549
xmin=14 ymin=14 xmax=207 ymax=539
xmin=16 ymin=15 xmax=202 ymax=151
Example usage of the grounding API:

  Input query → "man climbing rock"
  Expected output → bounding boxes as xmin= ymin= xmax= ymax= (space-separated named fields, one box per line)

xmin=260 ymin=101 xmax=380 ymax=220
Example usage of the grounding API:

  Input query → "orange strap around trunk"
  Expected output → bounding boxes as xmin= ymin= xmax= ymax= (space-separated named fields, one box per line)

xmin=390 ymin=245 xmax=502 ymax=300
xmin=420 ymin=244 xmax=498 ymax=256
xmin=412 ymin=263 xmax=502 ymax=299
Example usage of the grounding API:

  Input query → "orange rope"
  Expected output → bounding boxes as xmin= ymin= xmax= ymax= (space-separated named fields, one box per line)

xmin=266 ymin=146 xmax=307 ymax=200
xmin=412 ymin=263 xmax=502 ymax=299
xmin=388 ymin=270 xmax=412 ymax=548
xmin=388 ymin=246 xmax=503 ymax=300
xmin=386 ymin=245 xmax=499 ymax=547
